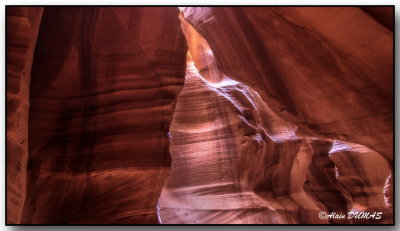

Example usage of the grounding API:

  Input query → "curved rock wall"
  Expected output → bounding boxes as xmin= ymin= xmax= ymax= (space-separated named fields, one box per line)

xmin=158 ymin=14 xmax=392 ymax=224
xmin=180 ymin=7 xmax=393 ymax=164
xmin=21 ymin=7 xmax=187 ymax=224
xmin=6 ymin=7 xmax=43 ymax=224
xmin=6 ymin=6 xmax=393 ymax=224
xmin=329 ymin=141 xmax=392 ymax=224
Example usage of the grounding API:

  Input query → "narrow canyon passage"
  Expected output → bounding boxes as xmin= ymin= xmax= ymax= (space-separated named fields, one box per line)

xmin=6 ymin=6 xmax=393 ymax=224
xmin=159 ymin=17 xmax=292 ymax=223
xmin=158 ymin=11 xmax=393 ymax=224
xmin=159 ymin=58 xmax=284 ymax=224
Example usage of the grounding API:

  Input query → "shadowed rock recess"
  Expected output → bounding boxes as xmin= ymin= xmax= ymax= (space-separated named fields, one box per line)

xmin=6 ymin=6 xmax=393 ymax=224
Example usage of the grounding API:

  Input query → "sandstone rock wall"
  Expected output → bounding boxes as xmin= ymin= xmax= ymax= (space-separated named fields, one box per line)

xmin=6 ymin=6 xmax=393 ymax=224
xmin=181 ymin=7 xmax=393 ymax=164
xmin=6 ymin=7 xmax=44 ymax=224
xmin=18 ymin=7 xmax=187 ymax=224
xmin=158 ymin=14 xmax=392 ymax=224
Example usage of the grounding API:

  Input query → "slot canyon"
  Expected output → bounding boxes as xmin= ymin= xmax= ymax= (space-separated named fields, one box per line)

xmin=6 ymin=6 xmax=393 ymax=224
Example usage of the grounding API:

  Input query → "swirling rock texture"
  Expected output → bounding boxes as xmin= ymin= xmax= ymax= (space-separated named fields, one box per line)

xmin=328 ymin=141 xmax=392 ymax=224
xmin=6 ymin=6 xmax=393 ymax=224
xmin=6 ymin=7 xmax=44 ymax=224
xmin=180 ymin=7 xmax=393 ymax=163
xmin=159 ymin=14 xmax=393 ymax=224
xmin=10 ymin=7 xmax=187 ymax=224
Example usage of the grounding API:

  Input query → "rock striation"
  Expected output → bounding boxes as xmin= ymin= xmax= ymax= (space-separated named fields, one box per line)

xmin=20 ymin=7 xmax=187 ymax=224
xmin=158 ymin=16 xmax=392 ymax=224
xmin=180 ymin=7 xmax=393 ymax=164
xmin=6 ymin=7 xmax=44 ymax=224
xmin=6 ymin=6 xmax=393 ymax=224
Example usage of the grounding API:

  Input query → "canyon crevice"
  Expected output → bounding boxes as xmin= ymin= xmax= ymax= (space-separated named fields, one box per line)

xmin=6 ymin=6 xmax=393 ymax=224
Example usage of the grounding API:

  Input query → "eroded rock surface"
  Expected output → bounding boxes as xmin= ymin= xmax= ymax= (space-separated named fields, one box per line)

xmin=180 ymin=7 xmax=393 ymax=164
xmin=21 ymin=7 xmax=187 ymax=224
xmin=329 ymin=141 xmax=392 ymax=224
xmin=6 ymin=7 xmax=43 ymax=224
xmin=6 ymin=6 xmax=393 ymax=225
xmin=158 ymin=14 xmax=392 ymax=224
